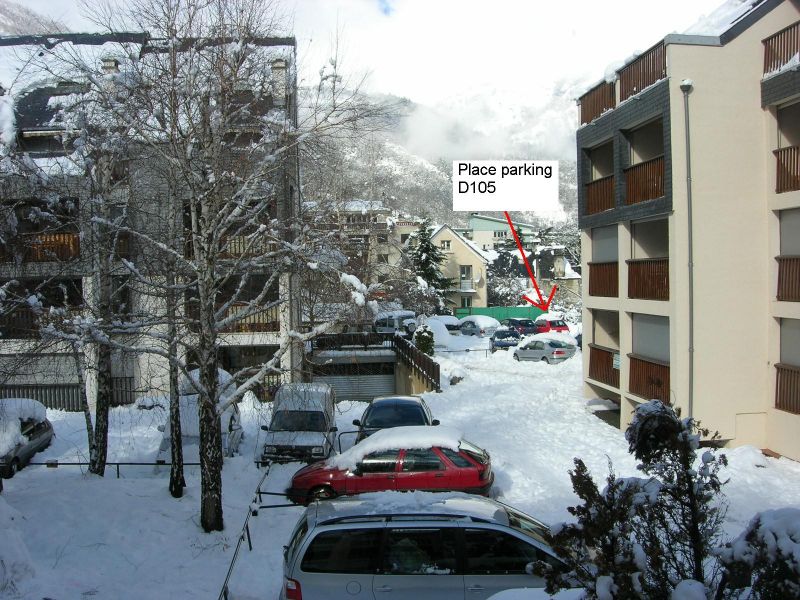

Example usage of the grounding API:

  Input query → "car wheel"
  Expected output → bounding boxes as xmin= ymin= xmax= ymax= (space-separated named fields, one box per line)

xmin=9 ymin=459 xmax=20 ymax=478
xmin=541 ymin=357 xmax=550 ymax=364
xmin=309 ymin=485 xmax=336 ymax=502
xmin=513 ymin=353 xmax=519 ymax=361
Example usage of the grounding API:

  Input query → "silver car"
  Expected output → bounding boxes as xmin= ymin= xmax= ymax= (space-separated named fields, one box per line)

xmin=280 ymin=492 xmax=564 ymax=600
xmin=513 ymin=338 xmax=576 ymax=364
xmin=1 ymin=398 xmax=54 ymax=478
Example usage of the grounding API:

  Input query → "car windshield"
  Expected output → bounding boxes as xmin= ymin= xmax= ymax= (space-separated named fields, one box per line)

xmin=459 ymin=439 xmax=489 ymax=464
xmin=514 ymin=319 xmax=535 ymax=327
xmin=363 ymin=404 xmax=427 ymax=428
xmin=547 ymin=340 xmax=572 ymax=349
xmin=505 ymin=506 xmax=550 ymax=546
xmin=550 ymin=320 xmax=567 ymax=327
xmin=270 ymin=410 xmax=327 ymax=432
xmin=495 ymin=330 xmax=520 ymax=340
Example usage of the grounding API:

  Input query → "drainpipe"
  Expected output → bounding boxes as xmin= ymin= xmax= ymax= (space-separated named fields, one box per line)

xmin=680 ymin=79 xmax=694 ymax=419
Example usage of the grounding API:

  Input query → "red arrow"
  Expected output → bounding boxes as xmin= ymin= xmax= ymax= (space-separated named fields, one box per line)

xmin=503 ymin=211 xmax=557 ymax=312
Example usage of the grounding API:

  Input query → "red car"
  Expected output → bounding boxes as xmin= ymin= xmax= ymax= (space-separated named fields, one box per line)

xmin=534 ymin=315 xmax=570 ymax=334
xmin=286 ymin=426 xmax=493 ymax=504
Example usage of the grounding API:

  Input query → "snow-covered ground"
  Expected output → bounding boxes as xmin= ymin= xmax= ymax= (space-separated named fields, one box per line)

xmin=1 ymin=349 xmax=799 ymax=598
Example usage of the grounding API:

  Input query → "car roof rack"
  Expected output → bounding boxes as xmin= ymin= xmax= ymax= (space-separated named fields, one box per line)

xmin=317 ymin=513 xmax=491 ymax=526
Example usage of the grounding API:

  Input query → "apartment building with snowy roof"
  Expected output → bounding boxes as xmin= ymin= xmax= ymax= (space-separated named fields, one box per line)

xmin=577 ymin=0 xmax=800 ymax=459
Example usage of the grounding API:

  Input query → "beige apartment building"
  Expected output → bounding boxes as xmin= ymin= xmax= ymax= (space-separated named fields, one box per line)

xmin=578 ymin=0 xmax=800 ymax=459
xmin=432 ymin=225 xmax=490 ymax=309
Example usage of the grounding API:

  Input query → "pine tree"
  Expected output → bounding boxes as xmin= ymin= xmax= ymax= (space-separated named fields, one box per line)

xmin=413 ymin=324 xmax=434 ymax=355
xmin=409 ymin=219 xmax=452 ymax=310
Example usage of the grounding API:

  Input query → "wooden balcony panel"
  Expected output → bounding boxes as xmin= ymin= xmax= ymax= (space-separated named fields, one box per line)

xmin=585 ymin=175 xmax=615 ymax=215
xmin=624 ymin=156 xmax=664 ymax=205
xmin=774 ymin=146 xmax=800 ymax=193
xmin=619 ymin=42 xmax=666 ymax=102
xmin=0 ymin=308 xmax=39 ymax=339
xmin=763 ymin=21 xmax=800 ymax=74
xmin=0 ymin=232 xmax=81 ymax=263
xmin=629 ymin=354 xmax=670 ymax=403
xmin=588 ymin=344 xmax=620 ymax=388
xmin=777 ymin=256 xmax=800 ymax=301
xmin=186 ymin=303 xmax=280 ymax=333
xmin=628 ymin=258 xmax=669 ymax=301
xmin=588 ymin=262 xmax=619 ymax=297
xmin=579 ymin=82 xmax=616 ymax=125
xmin=776 ymin=363 xmax=800 ymax=415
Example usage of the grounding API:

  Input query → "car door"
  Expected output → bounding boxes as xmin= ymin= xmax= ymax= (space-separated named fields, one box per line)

xmin=395 ymin=449 xmax=451 ymax=491
xmin=296 ymin=527 xmax=381 ymax=600
xmin=345 ymin=450 xmax=399 ymax=495
xmin=528 ymin=341 xmax=546 ymax=360
xmin=460 ymin=322 xmax=474 ymax=336
xmin=462 ymin=528 xmax=548 ymax=598
xmin=373 ymin=526 xmax=464 ymax=599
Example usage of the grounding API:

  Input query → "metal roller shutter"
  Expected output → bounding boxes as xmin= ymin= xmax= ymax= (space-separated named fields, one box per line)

xmin=313 ymin=374 xmax=395 ymax=403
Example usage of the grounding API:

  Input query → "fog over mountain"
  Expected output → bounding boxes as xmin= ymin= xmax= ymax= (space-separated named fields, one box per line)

xmin=0 ymin=0 xmax=69 ymax=34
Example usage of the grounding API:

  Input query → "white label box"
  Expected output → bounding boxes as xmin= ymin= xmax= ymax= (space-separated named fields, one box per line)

xmin=452 ymin=160 xmax=560 ymax=212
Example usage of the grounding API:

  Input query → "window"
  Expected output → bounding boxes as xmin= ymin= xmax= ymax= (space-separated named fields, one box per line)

xmin=464 ymin=529 xmax=540 ymax=575
xmin=358 ymin=450 xmax=399 ymax=473
xmin=439 ymin=448 xmax=472 ymax=468
xmin=592 ymin=225 xmax=618 ymax=262
xmin=632 ymin=314 xmax=670 ymax=363
xmin=401 ymin=234 xmax=410 ymax=244
xmin=382 ymin=528 xmax=458 ymax=575
xmin=401 ymin=449 xmax=444 ymax=472
xmin=301 ymin=529 xmax=382 ymax=573
xmin=461 ymin=296 xmax=472 ymax=308
xmin=378 ymin=254 xmax=390 ymax=264
xmin=533 ymin=341 xmax=545 ymax=350
xmin=440 ymin=240 xmax=451 ymax=250
xmin=493 ymin=231 xmax=508 ymax=238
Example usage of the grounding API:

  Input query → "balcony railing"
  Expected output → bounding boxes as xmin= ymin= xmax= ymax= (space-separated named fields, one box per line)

xmin=625 ymin=156 xmax=664 ymax=205
xmin=0 ymin=308 xmax=39 ymax=338
xmin=588 ymin=262 xmax=618 ymax=297
xmin=459 ymin=279 xmax=477 ymax=292
xmin=619 ymin=42 xmax=666 ymax=102
xmin=186 ymin=302 xmax=280 ymax=333
xmin=579 ymin=82 xmax=616 ymax=125
xmin=0 ymin=232 xmax=80 ymax=263
xmin=220 ymin=235 xmax=280 ymax=259
xmin=628 ymin=258 xmax=669 ymax=301
xmin=629 ymin=354 xmax=670 ymax=403
xmin=777 ymin=256 xmax=800 ymax=301
xmin=588 ymin=344 xmax=620 ymax=388
xmin=585 ymin=175 xmax=615 ymax=215
xmin=774 ymin=146 xmax=800 ymax=193
xmin=776 ymin=363 xmax=800 ymax=415
xmin=763 ymin=21 xmax=800 ymax=74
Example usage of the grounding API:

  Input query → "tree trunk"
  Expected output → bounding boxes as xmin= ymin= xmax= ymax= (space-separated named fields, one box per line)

xmin=167 ymin=274 xmax=185 ymax=497
xmin=71 ymin=342 xmax=96 ymax=460
xmin=90 ymin=312 xmax=112 ymax=476
xmin=198 ymin=344 xmax=223 ymax=531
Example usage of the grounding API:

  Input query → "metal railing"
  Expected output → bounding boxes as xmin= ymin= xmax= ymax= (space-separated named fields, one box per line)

xmin=763 ymin=20 xmax=800 ymax=74
xmin=585 ymin=175 xmax=615 ymax=214
xmin=0 ymin=232 xmax=80 ymax=262
xmin=624 ymin=155 xmax=664 ymax=205
xmin=25 ymin=459 xmax=201 ymax=479
xmin=579 ymin=81 xmax=616 ymax=125
xmin=459 ymin=279 xmax=477 ymax=291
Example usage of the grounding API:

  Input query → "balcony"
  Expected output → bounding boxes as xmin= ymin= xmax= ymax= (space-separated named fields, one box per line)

xmin=629 ymin=354 xmax=670 ymax=403
xmin=585 ymin=175 xmax=615 ymax=215
xmin=776 ymin=363 xmax=800 ymax=415
xmin=220 ymin=235 xmax=280 ymax=259
xmin=777 ymin=256 xmax=800 ymax=301
xmin=588 ymin=262 xmax=618 ymax=297
xmin=774 ymin=146 xmax=800 ymax=193
xmin=0 ymin=232 xmax=80 ymax=263
xmin=763 ymin=21 xmax=800 ymax=74
xmin=187 ymin=303 xmax=280 ymax=334
xmin=619 ymin=42 xmax=665 ymax=102
xmin=579 ymin=82 xmax=616 ymax=125
xmin=458 ymin=279 xmax=477 ymax=292
xmin=588 ymin=344 xmax=620 ymax=388
xmin=624 ymin=156 xmax=664 ymax=205
xmin=627 ymin=258 xmax=669 ymax=301
xmin=0 ymin=308 xmax=38 ymax=339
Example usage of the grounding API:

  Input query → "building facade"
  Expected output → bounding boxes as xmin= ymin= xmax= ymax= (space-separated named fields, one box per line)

xmin=431 ymin=225 xmax=490 ymax=309
xmin=577 ymin=0 xmax=800 ymax=459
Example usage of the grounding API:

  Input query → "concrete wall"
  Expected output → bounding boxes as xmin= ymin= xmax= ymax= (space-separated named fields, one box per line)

xmin=394 ymin=360 xmax=436 ymax=395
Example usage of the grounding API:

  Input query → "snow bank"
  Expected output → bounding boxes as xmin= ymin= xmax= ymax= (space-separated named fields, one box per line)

xmin=424 ymin=318 xmax=453 ymax=347
xmin=720 ymin=507 xmax=800 ymax=568
xmin=0 ymin=496 xmax=36 ymax=594
xmin=0 ymin=398 xmax=47 ymax=455
xmin=329 ymin=425 xmax=463 ymax=470
xmin=178 ymin=368 xmax=234 ymax=401
xmin=671 ymin=580 xmax=706 ymax=600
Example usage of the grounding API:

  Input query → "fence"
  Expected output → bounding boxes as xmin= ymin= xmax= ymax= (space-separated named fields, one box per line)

xmin=454 ymin=306 xmax=544 ymax=321
xmin=0 ymin=377 xmax=136 ymax=411
xmin=394 ymin=335 xmax=440 ymax=392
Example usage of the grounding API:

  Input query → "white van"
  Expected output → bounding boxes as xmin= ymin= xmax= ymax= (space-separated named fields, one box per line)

xmin=261 ymin=383 xmax=337 ymax=462
xmin=373 ymin=310 xmax=416 ymax=334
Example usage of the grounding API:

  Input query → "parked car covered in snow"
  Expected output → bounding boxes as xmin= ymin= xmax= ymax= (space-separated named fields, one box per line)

xmin=286 ymin=425 xmax=492 ymax=504
xmin=353 ymin=395 xmax=438 ymax=443
xmin=513 ymin=334 xmax=577 ymax=364
xmin=490 ymin=327 xmax=522 ymax=351
xmin=427 ymin=314 xmax=461 ymax=334
xmin=261 ymin=383 xmax=338 ymax=462
xmin=156 ymin=368 xmax=243 ymax=462
xmin=373 ymin=310 xmax=416 ymax=334
xmin=0 ymin=398 xmax=53 ymax=478
xmin=500 ymin=317 xmax=538 ymax=335
xmin=533 ymin=314 xmax=570 ymax=334
xmin=281 ymin=493 xmax=561 ymax=600
xmin=459 ymin=315 xmax=501 ymax=337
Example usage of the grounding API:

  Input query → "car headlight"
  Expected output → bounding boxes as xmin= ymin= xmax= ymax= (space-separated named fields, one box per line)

xmin=264 ymin=445 xmax=277 ymax=454
xmin=311 ymin=446 xmax=324 ymax=456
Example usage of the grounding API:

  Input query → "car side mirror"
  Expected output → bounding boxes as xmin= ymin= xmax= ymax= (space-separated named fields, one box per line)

xmin=260 ymin=425 xmax=269 ymax=431
xmin=352 ymin=419 xmax=361 ymax=427
xmin=352 ymin=466 xmax=363 ymax=476
xmin=431 ymin=419 xmax=440 ymax=426
xmin=330 ymin=426 xmax=338 ymax=433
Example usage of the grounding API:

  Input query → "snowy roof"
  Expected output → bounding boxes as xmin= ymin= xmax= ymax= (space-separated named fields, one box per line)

xmin=684 ymin=0 xmax=764 ymax=36
xmin=468 ymin=213 xmax=540 ymax=233
xmin=431 ymin=224 xmax=490 ymax=264
xmin=374 ymin=309 xmax=416 ymax=320
xmin=329 ymin=425 xmax=464 ymax=470
xmin=340 ymin=199 xmax=389 ymax=213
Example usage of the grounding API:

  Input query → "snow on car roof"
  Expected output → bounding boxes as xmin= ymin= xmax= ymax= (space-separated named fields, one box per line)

xmin=459 ymin=315 xmax=500 ymax=327
xmin=375 ymin=310 xmax=416 ymax=320
xmin=0 ymin=398 xmax=47 ymax=422
xmin=311 ymin=491 xmax=510 ymax=526
xmin=329 ymin=425 xmax=463 ymax=470
xmin=520 ymin=332 xmax=578 ymax=346
xmin=427 ymin=315 xmax=459 ymax=325
xmin=274 ymin=383 xmax=334 ymax=411
xmin=535 ymin=312 xmax=564 ymax=321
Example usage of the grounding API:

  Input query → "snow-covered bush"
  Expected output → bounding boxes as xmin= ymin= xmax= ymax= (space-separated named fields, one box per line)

xmin=717 ymin=507 xmax=800 ymax=599
xmin=413 ymin=324 xmax=434 ymax=356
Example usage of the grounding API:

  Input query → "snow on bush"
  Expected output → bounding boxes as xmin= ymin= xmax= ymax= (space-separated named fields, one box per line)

xmin=413 ymin=324 xmax=435 ymax=355
xmin=0 ymin=496 xmax=35 ymax=594
xmin=340 ymin=273 xmax=368 ymax=306
xmin=717 ymin=507 xmax=800 ymax=598
xmin=0 ymin=399 xmax=47 ymax=456
xmin=329 ymin=425 xmax=463 ymax=470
